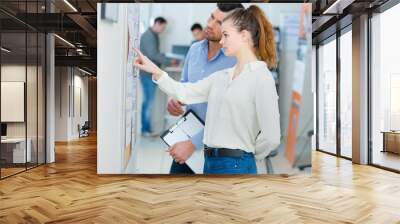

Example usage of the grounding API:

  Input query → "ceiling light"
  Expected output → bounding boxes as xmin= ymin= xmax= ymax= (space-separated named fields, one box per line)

xmin=78 ymin=67 xmax=92 ymax=76
xmin=63 ymin=0 xmax=78 ymax=12
xmin=322 ymin=0 xmax=355 ymax=15
xmin=1 ymin=47 xmax=11 ymax=53
xmin=54 ymin=34 xmax=75 ymax=48
xmin=323 ymin=0 xmax=343 ymax=14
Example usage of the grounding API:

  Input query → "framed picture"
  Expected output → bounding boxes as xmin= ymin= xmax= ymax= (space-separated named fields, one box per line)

xmin=101 ymin=3 xmax=119 ymax=23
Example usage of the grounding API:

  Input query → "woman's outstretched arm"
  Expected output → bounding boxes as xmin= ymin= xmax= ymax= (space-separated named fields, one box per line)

xmin=133 ymin=48 xmax=216 ymax=104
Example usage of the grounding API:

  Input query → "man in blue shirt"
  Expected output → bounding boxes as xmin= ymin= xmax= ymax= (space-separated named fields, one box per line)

xmin=167 ymin=3 xmax=244 ymax=174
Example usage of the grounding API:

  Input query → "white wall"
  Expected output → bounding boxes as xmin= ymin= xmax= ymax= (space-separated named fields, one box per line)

xmin=55 ymin=67 xmax=68 ymax=141
xmin=97 ymin=3 xmax=127 ymax=174
xmin=54 ymin=67 xmax=89 ymax=141
xmin=72 ymin=72 xmax=89 ymax=138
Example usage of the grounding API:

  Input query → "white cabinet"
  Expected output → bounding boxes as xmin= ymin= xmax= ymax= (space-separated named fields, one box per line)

xmin=1 ymin=138 xmax=32 ymax=163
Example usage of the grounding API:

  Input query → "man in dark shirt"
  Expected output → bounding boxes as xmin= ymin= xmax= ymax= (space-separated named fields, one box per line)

xmin=190 ymin=23 xmax=205 ymax=45
xmin=139 ymin=17 xmax=175 ymax=136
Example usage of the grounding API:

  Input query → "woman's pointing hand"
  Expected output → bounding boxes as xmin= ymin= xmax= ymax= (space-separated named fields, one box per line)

xmin=133 ymin=48 xmax=164 ymax=80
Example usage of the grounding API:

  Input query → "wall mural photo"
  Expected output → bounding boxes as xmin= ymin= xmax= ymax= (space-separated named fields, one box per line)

xmin=97 ymin=3 xmax=313 ymax=175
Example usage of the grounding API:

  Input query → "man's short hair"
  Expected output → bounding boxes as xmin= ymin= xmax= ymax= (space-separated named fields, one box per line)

xmin=154 ymin=17 xmax=167 ymax=25
xmin=191 ymin=23 xmax=203 ymax=32
xmin=216 ymin=3 xmax=244 ymax=12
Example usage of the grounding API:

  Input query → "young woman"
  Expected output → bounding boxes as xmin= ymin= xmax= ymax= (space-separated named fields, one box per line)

xmin=134 ymin=5 xmax=280 ymax=174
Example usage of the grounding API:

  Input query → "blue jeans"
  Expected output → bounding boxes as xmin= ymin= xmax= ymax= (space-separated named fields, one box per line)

xmin=140 ymin=74 xmax=156 ymax=133
xmin=203 ymin=151 xmax=257 ymax=174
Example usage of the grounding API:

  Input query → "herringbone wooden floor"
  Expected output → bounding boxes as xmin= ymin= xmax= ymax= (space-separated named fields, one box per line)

xmin=1 ymin=134 xmax=400 ymax=224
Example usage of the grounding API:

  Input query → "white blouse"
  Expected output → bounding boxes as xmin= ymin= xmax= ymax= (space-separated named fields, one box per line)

xmin=153 ymin=61 xmax=281 ymax=161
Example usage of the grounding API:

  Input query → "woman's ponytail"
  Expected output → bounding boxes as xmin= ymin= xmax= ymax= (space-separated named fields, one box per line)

xmin=247 ymin=6 xmax=277 ymax=69
xmin=224 ymin=5 xmax=277 ymax=69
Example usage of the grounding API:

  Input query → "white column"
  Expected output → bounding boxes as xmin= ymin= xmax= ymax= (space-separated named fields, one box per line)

xmin=352 ymin=14 xmax=369 ymax=164
xmin=46 ymin=33 xmax=55 ymax=163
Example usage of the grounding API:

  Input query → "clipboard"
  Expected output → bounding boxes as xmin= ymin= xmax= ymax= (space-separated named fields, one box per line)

xmin=161 ymin=110 xmax=205 ymax=174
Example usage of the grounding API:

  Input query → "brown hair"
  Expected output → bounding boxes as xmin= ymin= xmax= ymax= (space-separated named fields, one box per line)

xmin=223 ymin=5 xmax=277 ymax=69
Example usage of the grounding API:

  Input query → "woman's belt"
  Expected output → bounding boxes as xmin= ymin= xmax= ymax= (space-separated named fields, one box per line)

xmin=204 ymin=145 xmax=250 ymax=158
